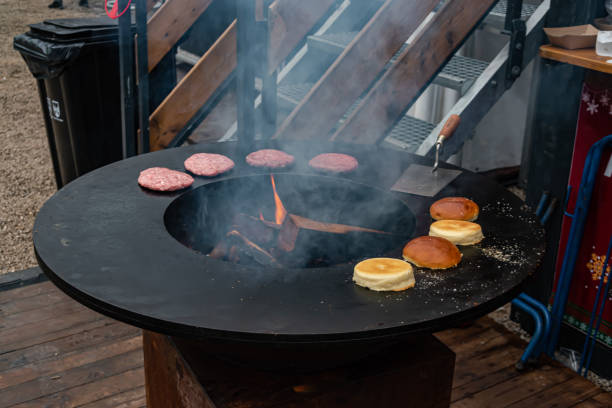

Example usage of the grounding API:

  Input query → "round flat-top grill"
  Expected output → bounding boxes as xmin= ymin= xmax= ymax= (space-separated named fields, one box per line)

xmin=33 ymin=141 xmax=545 ymax=349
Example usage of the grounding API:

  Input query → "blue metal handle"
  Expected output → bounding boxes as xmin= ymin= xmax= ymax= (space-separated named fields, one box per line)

xmin=512 ymin=297 xmax=544 ymax=365
xmin=535 ymin=191 xmax=549 ymax=219
xmin=518 ymin=293 xmax=551 ymax=357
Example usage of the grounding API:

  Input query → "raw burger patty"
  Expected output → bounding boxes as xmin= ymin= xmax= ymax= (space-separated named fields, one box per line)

xmin=246 ymin=149 xmax=294 ymax=168
xmin=309 ymin=153 xmax=358 ymax=173
xmin=184 ymin=153 xmax=235 ymax=177
xmin=138 ymin=167 xmax=194 ymax=191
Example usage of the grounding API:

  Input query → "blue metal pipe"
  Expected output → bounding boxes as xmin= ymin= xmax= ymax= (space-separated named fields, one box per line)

xmin=540 ymin=197 xmax=558 ymax=227
xmin=518 ymin=293 xmax=551 ymax=356
xmin=535 ymin=191 xmax=549 ymax=219
xmin=512 ymin=297 xmax=544 ymax=366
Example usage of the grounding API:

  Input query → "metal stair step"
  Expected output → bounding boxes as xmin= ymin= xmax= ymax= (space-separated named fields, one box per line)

xmin=306 ymin=31 xmax=356 ymax=55
xmin=307 ymin=31 xmax=488 ymax=93
xmin=436 ymin=55 xmax=489 ymax=95
xmin=277 ymin=82 xmax=315 ymax=109
xmin=384 ymin=116 xmax=437 ymax=153
xmin=277 ymin=81 xmax=362 ymax=123
xmin=278 ymin=81 xmax=434 ymax=149
xmin=484 ymin=0 xmax=540 ymax=29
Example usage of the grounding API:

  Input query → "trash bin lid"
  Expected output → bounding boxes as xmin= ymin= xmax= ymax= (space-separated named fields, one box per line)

xmin=29 ymin=18 xmax=122 ymax=43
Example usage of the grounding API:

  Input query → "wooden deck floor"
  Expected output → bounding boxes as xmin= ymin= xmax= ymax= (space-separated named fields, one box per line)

xmin=1 ymin=281 xmax=610 ymax=407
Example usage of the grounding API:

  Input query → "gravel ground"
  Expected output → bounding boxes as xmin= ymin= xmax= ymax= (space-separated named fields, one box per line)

xmin=0 ymin=0 xmax=101 ymax=274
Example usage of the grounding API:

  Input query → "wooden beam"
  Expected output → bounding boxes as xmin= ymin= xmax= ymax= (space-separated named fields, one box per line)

xmin=267 ymin=0 xmax=335 ymax=73
xmin=331 ymin=0 xmax=497 ymax=144
xmin=272 ymin=0 xmax=438 ymax=141
xmin=149 ymin=21 xmax=236 ymax=151
xmin=147 ymin=0 xmax=213 ymax=72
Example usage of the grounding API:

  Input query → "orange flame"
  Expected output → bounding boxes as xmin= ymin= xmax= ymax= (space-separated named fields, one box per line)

xmin=270 ymin=175 xmax=287 ymax=225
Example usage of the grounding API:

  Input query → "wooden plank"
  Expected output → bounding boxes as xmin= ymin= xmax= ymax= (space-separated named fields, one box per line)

xmin=0 ymin=349 xmax=143 ymax=406
xmin=0 ymin=336 xmax=142 ymax=389
xmin=79 ymin=386 xmax=146 ymax=407
xmin=0 ymin=308 xmax=106 ymax=352
xmin=449 ymin=327 xmax=509 ymax=359
xmin=9 ymin=367 xmax=144 ymax=408
xmin=149 ymin=21 xmax=237 ymax=151
xmin=1 ymin=297 xmax=92 ymax=330
xmin=505 ymin=376 xmax=601 ymax=408
xmin=331 ymin=0 xmax=497 ymax=144
xmin=452 ymin=364 xmax=522 ymax=403
xmin=540 ymin=45 xmax=612 ymax=75
xmin=451 ymin=364 xmax=575 ymax=408
xmin=0 ymin=288 xmax=71 ymax=316
xmin=0 ymin=281 xmax=55 ymax=304
xmin=590 ymin=392 xmax=612 ymax=406
xmin=147 ymin=0 xmax=213 ymax=72
xmin=0 ymin=321 xmax=137 ymax=372
xmin=272 ymin=0 xmax=438 ymax=141
xmin=267 ymin=0 xmax=335 ymax=73
xmin=572 ymin=399 xmax=610 ymax=408
xmin=452 ymin=342 xmax=524 ymax=389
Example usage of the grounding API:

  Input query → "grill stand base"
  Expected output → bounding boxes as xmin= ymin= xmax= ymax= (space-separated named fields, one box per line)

xmin=143 ymin=330 xmax=456 ymax=408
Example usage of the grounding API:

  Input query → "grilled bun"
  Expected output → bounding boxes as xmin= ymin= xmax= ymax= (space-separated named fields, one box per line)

xmin=402 ymin=236 xmax=462 ymax=269
xmin=429 ymin=220 xmax=484 ymax=245
xmin=430 ymin=197 xmax=479 ymax=221
xmin=353 ymin=258 xmax=415 ymax=291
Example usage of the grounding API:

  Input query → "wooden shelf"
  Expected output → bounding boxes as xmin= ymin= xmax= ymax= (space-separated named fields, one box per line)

xmin=540 ymin=44 xmax=612 ymax=74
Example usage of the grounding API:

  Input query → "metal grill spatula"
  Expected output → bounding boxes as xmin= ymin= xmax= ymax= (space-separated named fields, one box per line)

xmin=391 ymin=115 xmax=462 ymax=197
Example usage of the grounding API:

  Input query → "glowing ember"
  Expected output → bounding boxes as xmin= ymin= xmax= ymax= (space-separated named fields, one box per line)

xmin=270 ymin=175 xmax=287 ymax=225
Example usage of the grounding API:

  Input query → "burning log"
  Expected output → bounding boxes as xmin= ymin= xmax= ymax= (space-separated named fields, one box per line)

xmin=288 ymin=214 xmax=392 ymax=235
xmin=228 ymin=245 xmax=239 ymax=263
xmin=277 ymin=214 xmax=299 ymax=252
xmin=209 ymin=240 xmax=229 ymax=259
xmin=231 ymin=213 xmax=275 ymax=244
xmin=226 ymin=230 xmax=282 ymax=267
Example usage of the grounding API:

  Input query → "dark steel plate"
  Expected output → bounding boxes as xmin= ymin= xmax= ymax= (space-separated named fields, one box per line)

xmin=33 ymin=141 xmax=545 ymax=344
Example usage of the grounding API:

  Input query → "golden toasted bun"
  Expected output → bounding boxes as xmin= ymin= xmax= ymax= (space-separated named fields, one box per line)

xmin=429 ymin=220 xmax=484 ymax=246
xmin=430 ymin=197 xmax=479 ymax=221
xmin=402 ymin=236 xmax=462 ymax=269
xmin=353 ymin=258 xmax=415 ymax=292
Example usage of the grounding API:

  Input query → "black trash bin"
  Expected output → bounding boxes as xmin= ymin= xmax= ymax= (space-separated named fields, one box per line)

xmin=14 ymin=18 xmax=125 ymax=188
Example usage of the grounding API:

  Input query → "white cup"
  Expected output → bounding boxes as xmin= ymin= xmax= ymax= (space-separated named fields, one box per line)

xmin=596 ymin=31 xmax=612 ymax=57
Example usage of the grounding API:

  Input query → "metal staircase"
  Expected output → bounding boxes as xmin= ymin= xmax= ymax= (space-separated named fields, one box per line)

xmin=270 ymin=0 xmax=548 ymax=156
xmin=179 ymin=0 xmax=549 ymax=158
